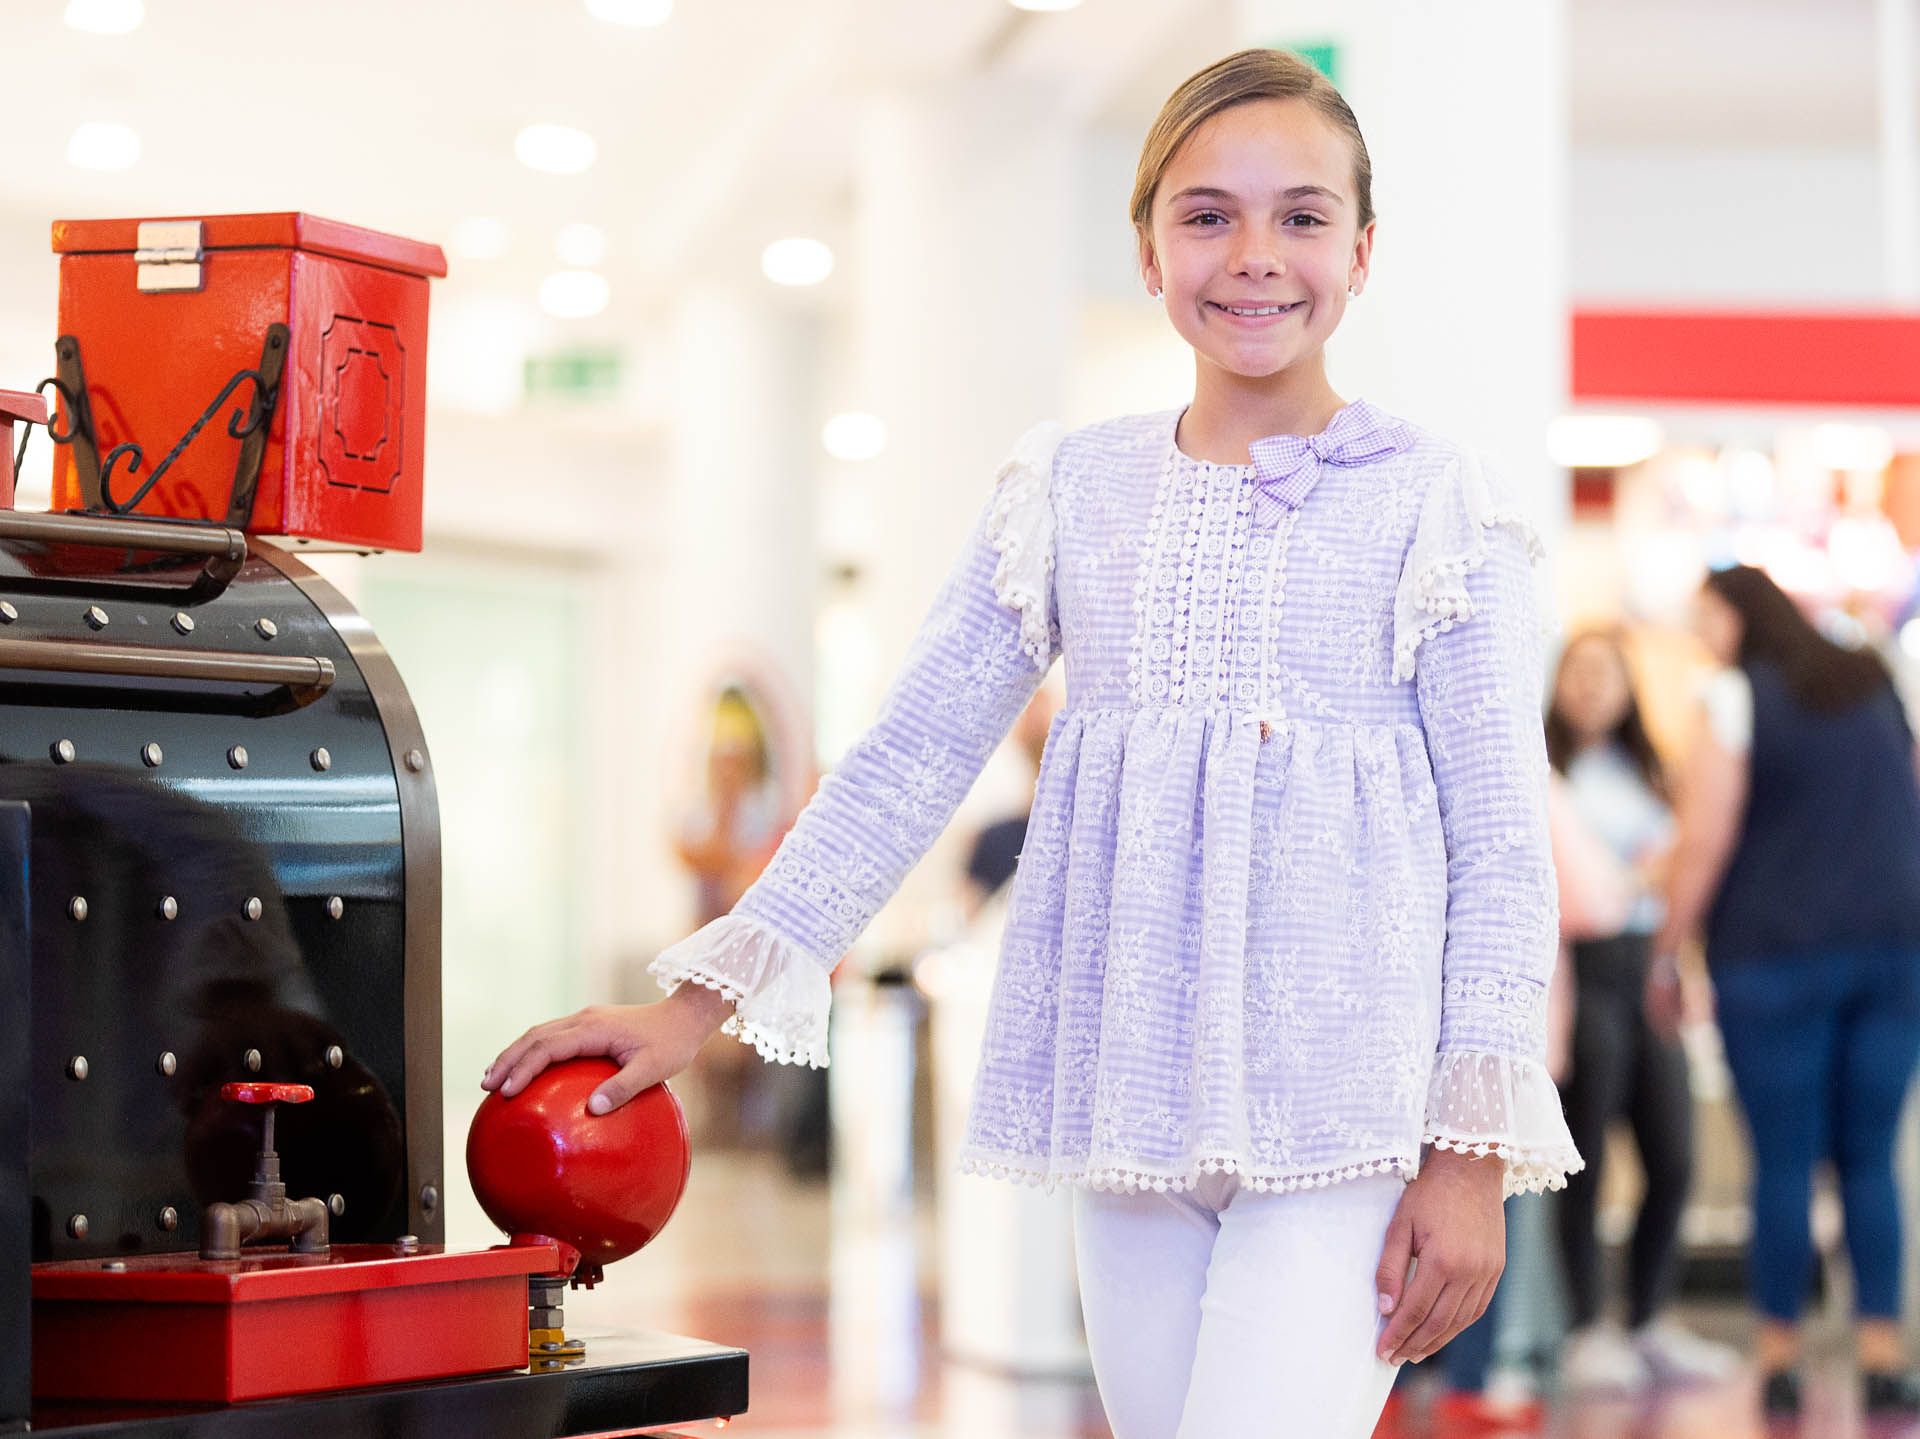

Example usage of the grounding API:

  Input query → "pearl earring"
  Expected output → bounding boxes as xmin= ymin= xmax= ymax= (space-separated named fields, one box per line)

xmin=1347 ymin=285 xmax=1359 ymax=298
xmin=1151 ymin=288 xmax=1163 ymax=300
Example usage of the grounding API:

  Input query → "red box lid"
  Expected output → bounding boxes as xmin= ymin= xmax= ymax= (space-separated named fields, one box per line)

xmin=32 ymin=1242 xmax=556 ymax=1305
xmin=51 ymin=212 xmax=448 ymax=280
xmin=0 ymin=388 xmax=47 ymax=425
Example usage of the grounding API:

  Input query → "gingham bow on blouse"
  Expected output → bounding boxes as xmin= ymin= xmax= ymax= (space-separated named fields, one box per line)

xmin=1247 ymin=400 xmax=1412 ymax=527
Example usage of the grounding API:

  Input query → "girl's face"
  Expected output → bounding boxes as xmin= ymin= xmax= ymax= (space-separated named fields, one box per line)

xmin=1553 ymin=636 xmax=1634 ymax=742
xmin=1692 ymin=586 xmax=1743 ymax=666
xmin=1138 ymin=98 xmax=1372 ymax=383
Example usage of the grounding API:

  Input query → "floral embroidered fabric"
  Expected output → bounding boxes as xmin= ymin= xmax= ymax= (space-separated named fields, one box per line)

xmin=651 ymin=402 xmax=1583 ymax=1199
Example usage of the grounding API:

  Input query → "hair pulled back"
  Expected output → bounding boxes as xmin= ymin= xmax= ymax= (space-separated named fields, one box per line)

xmin=1130 ymin=48 xmax=1375 ymax=234
xmin=1703 ymin=564 xmax=1891 ymax=713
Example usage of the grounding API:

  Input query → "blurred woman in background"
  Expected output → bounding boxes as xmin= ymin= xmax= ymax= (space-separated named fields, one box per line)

xmin=1653 ymin=565 xmax=1920 ymax=1418
xmin=1545 ymin=629 xmax=1736 ymax=1394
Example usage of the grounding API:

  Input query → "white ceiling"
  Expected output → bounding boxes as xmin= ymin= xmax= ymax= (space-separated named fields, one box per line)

xmin=0 ymin=0 xmax=1904 ymax=333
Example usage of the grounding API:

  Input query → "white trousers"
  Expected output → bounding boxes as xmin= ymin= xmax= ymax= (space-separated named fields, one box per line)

xmin=1072 ymin=1171 xmax=1405 ymax=1439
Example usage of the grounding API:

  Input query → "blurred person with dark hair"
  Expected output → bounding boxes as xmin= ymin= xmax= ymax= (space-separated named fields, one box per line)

xmin=1652 ymin=564 xmax=1920 ymax=1419
xmin=1544 ymin=630 xmax=1737 ymax=1395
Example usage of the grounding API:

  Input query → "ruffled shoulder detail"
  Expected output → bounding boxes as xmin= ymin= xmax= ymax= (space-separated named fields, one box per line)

xmin=648 ymin=914 xmax=832 ymax=1068
xmin=1421 ymin=1051 xmax=1584 ymax=1197
xmin=986 ymin=420 xmax=1067 ymax=670
xmin=1391 ymin=449 xmax=1544 ymax=684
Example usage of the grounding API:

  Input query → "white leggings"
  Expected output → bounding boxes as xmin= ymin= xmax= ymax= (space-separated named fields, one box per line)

xmin=1072 ymin=1171 xmax=1405 ymax=1439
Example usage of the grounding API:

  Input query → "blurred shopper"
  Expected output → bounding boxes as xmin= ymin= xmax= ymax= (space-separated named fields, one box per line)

xmin=489 ymin=48 xmax=1582 ymax=1438
xmin=1651 ymin=565 xmax=1920 ymax=1419
xmin=1545 ymin=630 xmax=1737 ymax=1394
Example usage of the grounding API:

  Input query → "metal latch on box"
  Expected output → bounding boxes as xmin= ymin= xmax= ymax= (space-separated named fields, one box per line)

xmin=135 ymin=220 xmax=205 ymax=293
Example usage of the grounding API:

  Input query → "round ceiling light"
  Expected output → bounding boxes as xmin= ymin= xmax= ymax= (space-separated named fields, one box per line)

xmin=761 ymin=237 xmax=835 ymax=287
xmin=63 ymin=0 xmax=143 ymax=34
xmin=822 ymin=412 xmax=886 ymax=462
xmin=66 ymin=122 xmax=141 ymax=171
xmin=539 ymin=270 xmax=611 ymax=319
xmin=515 ymin=123 xmax=597 ymax=176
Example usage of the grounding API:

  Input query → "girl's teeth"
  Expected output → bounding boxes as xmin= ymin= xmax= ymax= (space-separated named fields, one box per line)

xmin=1225 ymin=304 xmax=1288 ymax=316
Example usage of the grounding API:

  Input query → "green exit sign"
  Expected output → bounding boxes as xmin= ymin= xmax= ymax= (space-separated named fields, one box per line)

xmin=524 ymin=348 xmax=623 ymax=401
xmin=1279 ymin=39 xmax=1340 ymax=87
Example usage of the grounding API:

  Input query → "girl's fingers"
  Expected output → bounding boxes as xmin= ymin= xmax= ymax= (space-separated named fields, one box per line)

xmin=1394 ymin=1285 xmax=1468 ymax=1365
xmin=499 ymin=1027 xmax=595 ymax=1097
xmin=1377 ymin=1260 xmax=1444 ymax=1361
xmin=589 ymin=1051 xmax=662 ymax=1115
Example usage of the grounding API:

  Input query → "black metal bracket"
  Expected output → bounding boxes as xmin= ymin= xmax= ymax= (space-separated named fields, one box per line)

xmin=96 ymin=323 xmax=288 ymax=525
xmin=10 ymin=337 xmax=99 ymax=505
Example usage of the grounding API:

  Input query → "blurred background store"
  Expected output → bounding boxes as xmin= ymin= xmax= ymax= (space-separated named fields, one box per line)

xmin=8 ymin=0 xmax=1920 ymax=1433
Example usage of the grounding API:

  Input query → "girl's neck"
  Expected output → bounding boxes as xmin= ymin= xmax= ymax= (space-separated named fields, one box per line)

xmin=1177 ymin=357 xmax=1347 ymax=465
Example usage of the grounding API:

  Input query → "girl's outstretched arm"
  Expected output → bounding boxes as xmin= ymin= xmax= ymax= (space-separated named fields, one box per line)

xmin=485 ymin=423 xmax=1066 ymax=1113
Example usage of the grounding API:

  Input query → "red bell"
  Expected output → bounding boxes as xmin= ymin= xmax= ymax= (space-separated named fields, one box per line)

xmin=465 ymin=1059 xmax=690 ymax=1286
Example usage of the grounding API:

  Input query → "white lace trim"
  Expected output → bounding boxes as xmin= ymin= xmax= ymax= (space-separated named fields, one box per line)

xmin=648 ymin=914 xmax=832 ymax=1069
xmin=958 ymin=1150 xmax=1419 ymax=1195
xmin=1391 ymin=450 xmax=1545 ymax=684
xmin=1421 ymin=1051 xmax=1584 ymax=1197
xmin=985 ymin=420 xmax=1066 ymax=670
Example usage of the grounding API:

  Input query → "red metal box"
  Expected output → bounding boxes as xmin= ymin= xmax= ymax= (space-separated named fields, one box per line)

xmin=32 ymin=1242 xmax=554 ymax=1403
xmin=49 ymin=212 xmax=446 ymax=551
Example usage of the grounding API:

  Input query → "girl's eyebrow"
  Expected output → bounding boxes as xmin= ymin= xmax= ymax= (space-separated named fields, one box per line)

xmin=1168 ymin=184 xmax=1346 ymax=206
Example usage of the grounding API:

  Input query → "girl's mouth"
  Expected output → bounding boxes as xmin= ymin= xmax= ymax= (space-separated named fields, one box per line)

xmin=1207 ymin=300 xmax=1304 ymax=324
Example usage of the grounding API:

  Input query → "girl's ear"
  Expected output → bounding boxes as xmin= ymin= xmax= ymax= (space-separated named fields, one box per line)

xmin=1347 ymin=220 xmax=1377 ymax=297
xmin=1136 ymin=229 xmax=1162 ymax=298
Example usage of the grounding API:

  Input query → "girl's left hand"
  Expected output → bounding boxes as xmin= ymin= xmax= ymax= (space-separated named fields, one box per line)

xmin=1373 ymin=1149 xmax=1505 ymax=1365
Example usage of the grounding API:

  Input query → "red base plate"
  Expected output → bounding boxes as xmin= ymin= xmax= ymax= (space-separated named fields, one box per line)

xmin=33 ymin=1242 xmax=558 ymax=1403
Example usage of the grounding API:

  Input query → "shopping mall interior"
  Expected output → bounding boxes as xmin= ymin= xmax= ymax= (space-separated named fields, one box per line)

xmin=6 ymin=0 xmax=1920 ymax=1435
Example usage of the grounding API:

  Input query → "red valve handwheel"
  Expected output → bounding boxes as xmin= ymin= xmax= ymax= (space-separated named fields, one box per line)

xmin=466 ymin=1058 xmax=690 ymax=1282
xmin=220 ymin=1082 xmax=315 ymax=1104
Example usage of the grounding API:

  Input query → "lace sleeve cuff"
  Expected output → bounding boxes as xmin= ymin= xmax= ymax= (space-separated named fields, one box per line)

xmin=648 ymin=914 xmax=833 ymax=1069
xmin=985 ymin=420 xmax=1066 ymax=671
xmin=1421 ymin=1051 xmax=1584 ymax=1197
xmin=1391 ymin=450 xmax=1544 ymax=684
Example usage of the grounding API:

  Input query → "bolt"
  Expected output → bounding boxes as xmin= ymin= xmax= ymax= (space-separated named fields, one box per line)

xmin=67 ymin=895 xmax=87 ymax=922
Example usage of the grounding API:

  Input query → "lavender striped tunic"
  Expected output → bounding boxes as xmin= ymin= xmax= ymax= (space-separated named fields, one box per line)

xmin=652 ymin=402 xmax=1584 ymax=1198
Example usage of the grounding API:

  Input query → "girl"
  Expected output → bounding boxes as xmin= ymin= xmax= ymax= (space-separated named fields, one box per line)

xmin=485 ymin=49 xmax=1582 ymax=1438
xmin=1545 ymin=630 xmax=1736 ymax=1393
xmin=1654 ymin=565 xmax=1920 ymax=1418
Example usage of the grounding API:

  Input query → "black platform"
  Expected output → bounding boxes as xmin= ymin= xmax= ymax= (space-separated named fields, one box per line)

xmin=29 ymin=1330 xmax=748 ymax=1438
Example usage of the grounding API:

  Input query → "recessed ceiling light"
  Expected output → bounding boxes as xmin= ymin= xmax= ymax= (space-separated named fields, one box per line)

xmin=515 ymin=123 xmax=597 ymax=176
xmin=1546 ymin=414 xmax=1663 ymax=470
xmin=822 ymin=412 xmax=886 ymax=462
xmin=539 ymin=270 xmax=611 ymax=319
xmin=66 ymin=122 xmax=141 ymax=171
xmin=555 ymin=223 xmax=608 ymax=267
xmin=449 ymin=217 xmax=510 ymax=261
xmin=761 ymin=237 xmax=834 ymax=287
xmin=1009 ymin=0 xmax=1082 ymax=10
xmin=585 ymin=0 xmax=672 ymax=25
xmin=63 ymin=0 xmax=143 ymax=34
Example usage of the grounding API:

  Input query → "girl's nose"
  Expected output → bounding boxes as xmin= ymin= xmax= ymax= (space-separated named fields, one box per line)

xmin=1231 ymin=229 xmax=1285 ymax=278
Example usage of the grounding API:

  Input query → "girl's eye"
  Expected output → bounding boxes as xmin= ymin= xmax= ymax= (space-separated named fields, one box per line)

xmin=1184 ymin=211 xmax=1228 ymax=227
xmin=1284 ymin=214 xmax=1326 ymax=227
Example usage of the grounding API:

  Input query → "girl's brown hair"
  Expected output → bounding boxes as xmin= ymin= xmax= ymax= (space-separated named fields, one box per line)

xmin=1703 ymin=564 xmax=1893 ymax=713
xmin=1544 ymin=628 xmax=1670 ymax=804
xmin=1130 ymin=49 xmax=1375 ymax=235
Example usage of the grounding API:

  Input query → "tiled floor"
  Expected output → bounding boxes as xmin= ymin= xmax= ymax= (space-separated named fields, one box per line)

xmin=564 ymin=1150 xmax=1917 ymax=1439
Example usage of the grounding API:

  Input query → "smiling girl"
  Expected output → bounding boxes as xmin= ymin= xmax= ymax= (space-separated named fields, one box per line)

xmin=485 ymin=49 xmax=1581 ymax=1438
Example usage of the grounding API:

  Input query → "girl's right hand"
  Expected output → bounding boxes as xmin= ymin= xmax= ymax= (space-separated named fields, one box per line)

xmin=481 ymin=985 xmax=736 ymax=1115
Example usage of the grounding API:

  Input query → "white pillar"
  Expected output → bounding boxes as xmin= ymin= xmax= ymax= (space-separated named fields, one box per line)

xmin=1233 ymin=2 xmax=1571 ymax=540
xmin=1878 ymin=0 xmax=1919 ymax=302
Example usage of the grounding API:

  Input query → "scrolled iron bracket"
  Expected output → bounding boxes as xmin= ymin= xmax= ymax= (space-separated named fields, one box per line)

xmin=97 ymin=323 xmax=289 ymax=523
